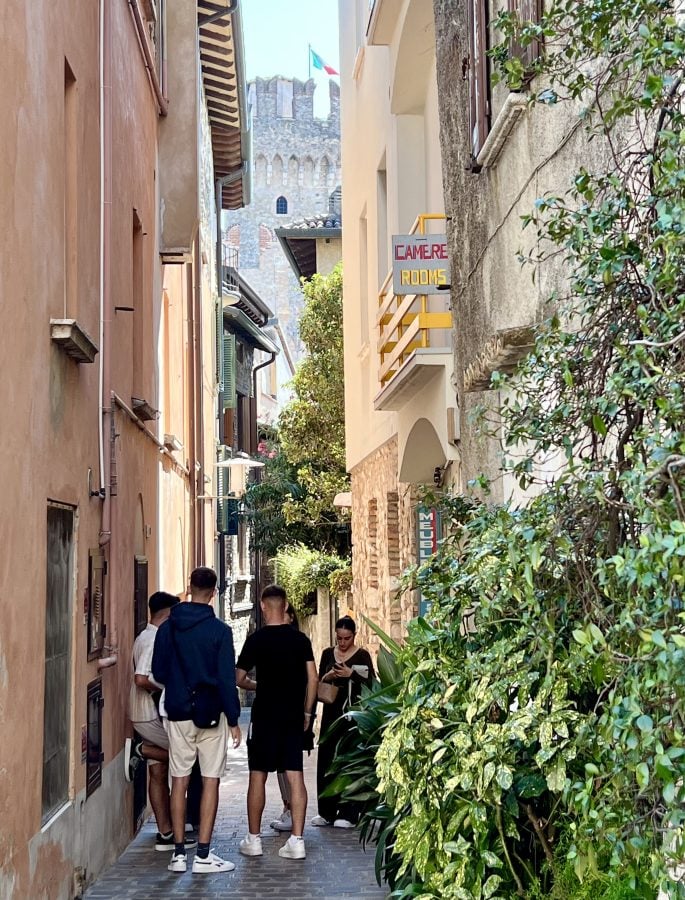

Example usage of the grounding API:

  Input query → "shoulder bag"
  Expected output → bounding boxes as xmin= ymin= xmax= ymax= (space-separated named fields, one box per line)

xmin=170 ymin=625 xmax=222 ymax=729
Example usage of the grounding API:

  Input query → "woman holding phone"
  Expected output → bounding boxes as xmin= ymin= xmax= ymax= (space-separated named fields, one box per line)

xmin=312 ymin=616 xmax=374 ymax=828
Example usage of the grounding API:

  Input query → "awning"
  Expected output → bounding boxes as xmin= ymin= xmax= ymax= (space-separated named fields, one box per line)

xmin=222 ymin=306 xmax=279 ymax=354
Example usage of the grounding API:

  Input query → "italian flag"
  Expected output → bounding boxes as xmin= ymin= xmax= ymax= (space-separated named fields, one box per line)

xmin=310 ymin=47 xmax=339 ymax=76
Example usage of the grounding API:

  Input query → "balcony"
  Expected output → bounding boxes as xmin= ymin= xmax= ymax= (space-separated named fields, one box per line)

xmin=374 ymin=214 xmax=452 ymax=412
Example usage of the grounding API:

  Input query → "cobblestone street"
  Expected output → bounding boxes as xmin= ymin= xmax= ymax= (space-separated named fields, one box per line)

xmin=85 ymin=723 xmax=387 ymax=900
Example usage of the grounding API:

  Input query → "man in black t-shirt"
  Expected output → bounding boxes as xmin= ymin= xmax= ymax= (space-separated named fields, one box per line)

xmin=236 ymin=585 xmax=318 ymax=861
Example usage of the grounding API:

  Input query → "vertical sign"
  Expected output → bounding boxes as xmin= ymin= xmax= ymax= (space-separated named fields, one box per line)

xmin=416 ymin=505 xmax=441 ymax=617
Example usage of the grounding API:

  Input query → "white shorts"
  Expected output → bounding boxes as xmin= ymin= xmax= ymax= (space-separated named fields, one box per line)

xmin=168 ymin=714 xmax=228 ymax=779
xmin=132 ymin=717 xmax=169 ymax=765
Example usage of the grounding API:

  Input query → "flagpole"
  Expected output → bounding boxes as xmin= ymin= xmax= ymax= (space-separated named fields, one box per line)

xmin=308 ymin=43 xmax=311 ymax=79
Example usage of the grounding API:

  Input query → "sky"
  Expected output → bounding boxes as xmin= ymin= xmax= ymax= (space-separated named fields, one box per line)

xmin=241 ymin=0 xmax=340 ymax=118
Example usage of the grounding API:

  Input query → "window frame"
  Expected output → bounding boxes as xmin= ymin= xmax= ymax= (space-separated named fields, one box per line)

xmin=275 ymin=195 xmax=288 ymax=215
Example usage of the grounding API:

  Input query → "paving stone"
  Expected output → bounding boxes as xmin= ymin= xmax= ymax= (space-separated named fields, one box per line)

xmin=85 ymin=718 xmax=387 ymax=900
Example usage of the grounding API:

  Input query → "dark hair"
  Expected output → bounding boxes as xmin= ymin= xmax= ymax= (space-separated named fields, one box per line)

xmin=190 ymin=566 xmax=217 ymax=591
xmin=335 ymin=615 xmax=356 ymax=634
xmin=261 ymin=583 xmax=287 ymax=603
xmin=148 ymin=591 xmax=179 ymax=616
xmin=286 ymin=604 xmax=299 ymax=631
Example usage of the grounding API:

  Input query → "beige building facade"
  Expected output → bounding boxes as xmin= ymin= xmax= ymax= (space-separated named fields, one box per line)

xmin=338 ymin=0 xmax=458 ymax=647
xmin=0 ymin=1 xmax=249 ymax=896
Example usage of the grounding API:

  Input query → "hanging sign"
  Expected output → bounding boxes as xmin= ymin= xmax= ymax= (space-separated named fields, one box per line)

xmin=392 ymin=234 xmax=450 ymax=294
xmin=416 ymin=505 xmax=441 ymax=617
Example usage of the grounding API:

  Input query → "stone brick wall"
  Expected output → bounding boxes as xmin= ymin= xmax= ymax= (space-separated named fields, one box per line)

xmin=224 ymin=77 xmax=341 ymax=371
xmin=349 ymin=436 xmax=418 ymax=653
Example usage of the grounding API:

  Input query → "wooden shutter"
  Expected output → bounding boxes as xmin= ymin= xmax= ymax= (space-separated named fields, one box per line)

xmin=508 ymin=0 xmax=542 ymax=71
xmin=217 ymin=445 xmax=229 ymax=534
xmin=222 ymin=333 xmax=236 ymax=411
xmin=468 ymin=0 xmax=490 ymax=160
xmin=215 ymin=300 xmax=224 ymax=390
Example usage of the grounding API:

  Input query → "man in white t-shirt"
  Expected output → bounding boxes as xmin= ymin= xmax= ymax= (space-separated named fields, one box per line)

xmin=125 ymin=591 xmax=196 ymax=853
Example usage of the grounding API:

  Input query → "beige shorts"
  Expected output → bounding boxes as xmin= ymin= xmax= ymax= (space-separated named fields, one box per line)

xmin=132 ymin=717 xmax=169 ymax=766
xmin=168 ymin=714 xmax=228 ymax=779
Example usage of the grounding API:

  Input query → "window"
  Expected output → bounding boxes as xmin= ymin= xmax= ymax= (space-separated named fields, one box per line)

xmin=508 ymin=0 xmax=543 ymax=72
xmin=276 ymin=196 xmax=288 ymax=215
xmin=87 ymin=548 xmax=106 ymax=658
xmin=86 ymin=679 xmax=103 ymax=797
xmin=467 ymin=1 xmax=543 ymax=162
xmin=467 ymin=0 xmax=490 ymax=160
xmin=134 ymin=556 xmax=148 ymax=639
xmin=43 ymin=503 xmax=74 ymax=822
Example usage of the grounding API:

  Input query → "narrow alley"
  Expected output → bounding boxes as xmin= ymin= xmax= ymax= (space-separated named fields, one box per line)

xmin=84 ymin=722 xmax=385 ymax=900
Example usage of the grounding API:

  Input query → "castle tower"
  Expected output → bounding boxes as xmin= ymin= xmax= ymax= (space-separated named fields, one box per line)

xmin=225 ymin=77 xmax=341 ymax=376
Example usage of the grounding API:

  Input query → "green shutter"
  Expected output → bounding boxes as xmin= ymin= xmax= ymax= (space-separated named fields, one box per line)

xmin=222 ymin=333 xmax=236 ymax=411
xmin=215 ymin=301 xmax=224 ymax=390
xmin=216 ymin=444 xmax=229 ymax=534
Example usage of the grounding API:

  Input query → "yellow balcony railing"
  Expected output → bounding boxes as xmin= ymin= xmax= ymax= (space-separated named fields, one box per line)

xmin=377 ymin=214 xmax=451 ymax=386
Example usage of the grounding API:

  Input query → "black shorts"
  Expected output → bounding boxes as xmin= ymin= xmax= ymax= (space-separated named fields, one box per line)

xmin=247 ymin=720 xmax=304 ymax=773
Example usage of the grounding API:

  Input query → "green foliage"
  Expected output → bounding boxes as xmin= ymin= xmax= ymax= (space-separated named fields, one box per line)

xmin=273 ymin=543 xmax=349 ymax=615
xmin=278 ymin=265 xmax=350 ymax=528
xmin=245 ymin=445 xmax=347 ymax=556
xmin=362 ymin=1 xmax=685 ymax=898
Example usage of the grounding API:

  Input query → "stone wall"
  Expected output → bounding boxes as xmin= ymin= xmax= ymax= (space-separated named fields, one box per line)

xmin=349 ymin=436 xmax=418 ymax=653
xmin=432 ymin=0 xmax=613 ymax=501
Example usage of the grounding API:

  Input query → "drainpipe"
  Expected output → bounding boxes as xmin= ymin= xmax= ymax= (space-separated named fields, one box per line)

xmin=97 ymin=0 xmax=118 ymax=671
xmin=193 ymin=232 xmax=205 ymax=565
xmin=98 ymin=0 xmax=113 ymax=548
xmin=251 ymin=352 xmax=277 ymax=427
xmin=127 ymin=0 xmax=168 ymax=116
xmin=186 ymin=263 xmax=197 ymax=568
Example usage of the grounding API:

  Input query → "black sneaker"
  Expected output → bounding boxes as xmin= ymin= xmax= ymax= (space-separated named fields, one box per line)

xmin=155 ymin=833 xmax=198 ymax=852
xmin=124 ymin=738 xmax=143 ymax=783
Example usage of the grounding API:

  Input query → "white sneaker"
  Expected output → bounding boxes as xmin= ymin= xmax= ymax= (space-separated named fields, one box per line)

xmin=270 ymin=810 xmax=293 ymax=832
xmin=168 ymin=852 xmax=187 ymax=873
xmin=239 ymin=834 xmax=263 ymax=856
xmin=192 ymin=851 xmax=235 ymax=873
xmin=310 ymin=815 xmax=331 ymax=827
xmin=333 ymin=818 xmax=355 ymax=829
xmin=278 ymin=836 xmax=306 ymax=859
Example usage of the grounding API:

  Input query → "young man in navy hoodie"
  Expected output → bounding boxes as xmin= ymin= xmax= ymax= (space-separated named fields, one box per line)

xmin=152 ymin=567 xmax=241 ymax=875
